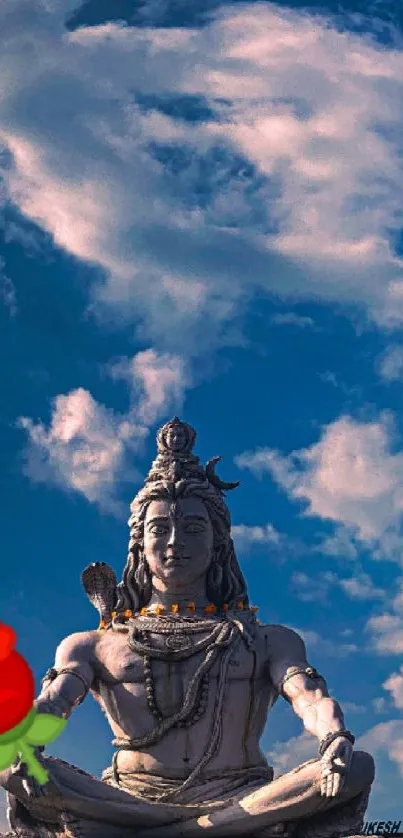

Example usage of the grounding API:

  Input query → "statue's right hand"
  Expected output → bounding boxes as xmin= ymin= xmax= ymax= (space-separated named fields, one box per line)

xmin=12 ymin=748 xmax=51 ymax=798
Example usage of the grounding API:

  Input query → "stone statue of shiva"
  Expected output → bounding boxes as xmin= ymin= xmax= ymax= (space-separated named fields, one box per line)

xmin=0 ymin=418 xmax=375 ymax=838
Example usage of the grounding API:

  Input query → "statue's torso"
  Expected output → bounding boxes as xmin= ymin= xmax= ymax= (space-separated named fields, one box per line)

xmin=90 ymin=619 xmax=278 ymax=779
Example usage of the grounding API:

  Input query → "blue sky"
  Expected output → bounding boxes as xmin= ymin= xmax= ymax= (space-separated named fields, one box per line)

xmin=1 ymin=0 xmax=403 ymax=829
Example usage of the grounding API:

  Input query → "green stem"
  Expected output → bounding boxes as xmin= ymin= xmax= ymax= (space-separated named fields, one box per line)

xmin=17 ymin=738 xmax=49 ymax=785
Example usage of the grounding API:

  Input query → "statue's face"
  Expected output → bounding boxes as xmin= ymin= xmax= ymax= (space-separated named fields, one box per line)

xmin=165 ymin=426 xmax=187 ymax=451
xmin=144 ymin=497 xmax=214 ymax=588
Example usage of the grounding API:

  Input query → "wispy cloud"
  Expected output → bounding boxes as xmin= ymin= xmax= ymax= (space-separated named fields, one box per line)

xmin=266 ymin=731 xmax=317 ymax=778
xmin=18 ymin=388 xmax=144 ymax=514
xmin=366 ymin=614 xmax=403 ymax=655
xmin=356 ymin=719 xmax=403 ymax=815
xmin=378 ymin=345 xmax=403 ymax=382
xmin=291 ymin=568 xmax=385 ymax=604
xmin=290 ymin=570 xmax=334 ymax=603
xmin=340 ymin=701 xmax=366 ymax=715
xmin=338 ymin=573 xmax=385 ymax=601
xmin=317 ymin=371 xmax=362 ymax=400
xmin=231 ymin=522 xmax=305 ymax=564
xmin=231 ymin=522 xmax=281 ymax=547
xmin=366 ymin=578 xmax=403 ymax=655
xmin=18 ymin=349 xmax=188 ymax=511
xmin=359 ymin=720 xmax=403 ymax=779
xmin=383 ymin=666 xmax=403 ymax=709
xmin=269 ymin=312 xmax=316 ymax=329
xmin=372 ymin=697 xmax=388 ymax=714
xmin=235 ymin=413 xmax=403 ymax=562
xmin=0 ymin=256 xmax=16 ymax=316
xmin=291 ymin=626 xmax=358 ymax=658
xmin=1 ymin=1 xmax=403 ymax=355
xmin=267 ymin=719 xmax=403 ymax=816
xmin=107 ymin=349 xmax=189 ymax=425
xmin=314 ymin=527 xmax=359 ymax=561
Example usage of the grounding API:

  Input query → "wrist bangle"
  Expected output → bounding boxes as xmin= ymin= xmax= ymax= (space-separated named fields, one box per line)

xmin=319 ymin=729 xmax=355 ymax=757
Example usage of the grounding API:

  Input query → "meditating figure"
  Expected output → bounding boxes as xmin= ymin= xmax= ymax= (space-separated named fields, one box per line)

xmin=0 ymin=418 xmax=374 ymax=838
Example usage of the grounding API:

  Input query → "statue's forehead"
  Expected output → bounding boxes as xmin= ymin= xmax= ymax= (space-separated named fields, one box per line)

xmin=145 ymin=497 xmax=209 ymax=519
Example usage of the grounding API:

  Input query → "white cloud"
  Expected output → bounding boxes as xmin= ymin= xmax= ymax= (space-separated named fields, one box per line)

xmin=340 ymin=701 xmax=366 ymax=715
xmin=392 ymin=579 xmax=403 ymax=614
xmin=378 ymin=345 xmax=403 ymax=382
xmin=290 ymin=570 xmax=334 ymax=603
xmin=291 ymin=626 xmax=358 ymax=658
xmin=359 ymin=720 xmax=403 ymax=779
xmin=357 ymin=720 xmax=403 ymax=816
xmin=266 ymin=730 xmax=318 ymax=778
xmin=315 ymin=527 xmax=359 ymax=561
xmin=366 ymin=614 xmax=403 ymax=655
xmin=231 ymin=522 xmax=304 ymax=563
xmin=18 ymin=349 xmax=188 ymax=511
xmin=107 ymin=349 xmax=188 ymax=425
xmin=338 ymin=572 xmax=385 ymax=601
xmin=235 ymin=413 xmax=403 ymax=558
xmin=268 ymin=721 xmax=403 ymax=816
xmin=18 ymin=388 xmax=141 ymax=513
xmin=366 ymin=578 xmax=403 ymax=655
xmin=383 ymin=667 xmax=403 ymax=710
xmin=291 ymin=568 xmax=384 ymax=603
xmin=231 ymin=522 xmax=282 ymax=547
xmin=372 ymin=697 xmax=388 ymax=714
xmin=0 ymin=1 xmax=403 ymax=350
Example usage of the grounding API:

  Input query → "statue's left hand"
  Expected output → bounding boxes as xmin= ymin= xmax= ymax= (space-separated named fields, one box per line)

xmin=320 ymin=736 xmax=353 ymax=798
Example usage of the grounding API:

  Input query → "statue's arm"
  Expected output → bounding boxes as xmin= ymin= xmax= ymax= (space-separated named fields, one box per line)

xmin=265 ymin=625 xmax=346 ymax=740
xmin=11 ymin=632 xmax=97 ymax=798
xmin=265 ymin=625 xmax=357 ymax=797
xmin=35 ymin=630 xmax=97 ymax=720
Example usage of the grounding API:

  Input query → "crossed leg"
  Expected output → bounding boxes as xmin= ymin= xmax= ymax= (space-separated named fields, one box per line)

xmin=134 ymin=751 xmax=375 ymax=838
xmin=0 ymin=751 xmax=374 ymax=838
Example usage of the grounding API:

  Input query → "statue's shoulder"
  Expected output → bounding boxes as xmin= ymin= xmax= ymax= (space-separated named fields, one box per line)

xmin=54 ymin=628 xmax=100 ymax=665
xmin=256 ymin=624 xmax=308 ymax=692
xmin=256 ymin=623 xmax=307 ymax=662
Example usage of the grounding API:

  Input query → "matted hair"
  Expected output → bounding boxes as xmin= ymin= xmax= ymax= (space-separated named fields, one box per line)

xmin=115 ymin=478 xmax=249 ymax=614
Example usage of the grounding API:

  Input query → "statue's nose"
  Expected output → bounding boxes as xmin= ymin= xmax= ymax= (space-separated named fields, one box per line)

xmin=167 ymin=525 xmax=184 ymax=548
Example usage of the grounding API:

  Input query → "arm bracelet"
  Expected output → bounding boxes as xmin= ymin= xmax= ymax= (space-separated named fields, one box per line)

xmin=280 ymin=665 xmax=323 ymax=693
xmin=57 ymin=667 xmax=91 ymax=702
xmin=319 ymin=729 xmax=355 ymax=757
xmin=41 ymin=666 xmax=91 ymax=706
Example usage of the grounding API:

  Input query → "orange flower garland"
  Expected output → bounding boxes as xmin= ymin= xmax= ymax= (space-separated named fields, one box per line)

xmin=98 ymin=601 xmax=259 ymax=629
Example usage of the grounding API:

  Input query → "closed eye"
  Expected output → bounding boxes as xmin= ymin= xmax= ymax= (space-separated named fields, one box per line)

xmin=184 ymin=525 xmax=205 ymax=533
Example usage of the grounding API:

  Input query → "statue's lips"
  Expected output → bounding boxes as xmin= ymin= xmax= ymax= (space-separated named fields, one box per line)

xmin=164 ymin=557 xmax=189 ymax=566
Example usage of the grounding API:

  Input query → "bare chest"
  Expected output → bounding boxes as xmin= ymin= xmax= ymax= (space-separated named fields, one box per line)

xmin=90 ymin=622 xmax=276 ymax=770
xmin=95 ymin=622 xmax=269 ymax=687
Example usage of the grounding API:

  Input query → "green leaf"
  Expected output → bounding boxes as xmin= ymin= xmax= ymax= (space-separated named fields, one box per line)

xmin=24 ymin=714 xmax=67 ymax=746
xmin=0 ymin=741 xmax=18 ymax=770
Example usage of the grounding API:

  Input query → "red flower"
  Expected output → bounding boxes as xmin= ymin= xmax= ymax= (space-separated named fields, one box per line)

xmin=0 ymin=623 xmax=16 ymax=663
xmin=0 ymin=623 xmax=35 ymax=735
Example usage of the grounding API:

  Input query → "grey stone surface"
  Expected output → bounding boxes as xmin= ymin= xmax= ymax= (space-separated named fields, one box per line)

xmin=0 ymin=419 xmax=375 ymax=838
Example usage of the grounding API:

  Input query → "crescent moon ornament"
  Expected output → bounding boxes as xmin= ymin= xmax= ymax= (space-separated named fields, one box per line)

xmin=205 ymin=456 xmax=240 ymax=491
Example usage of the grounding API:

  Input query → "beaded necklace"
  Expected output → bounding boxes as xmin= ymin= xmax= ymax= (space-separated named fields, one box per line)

xmin=110 ymin=605 xmax=259 ymax=802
